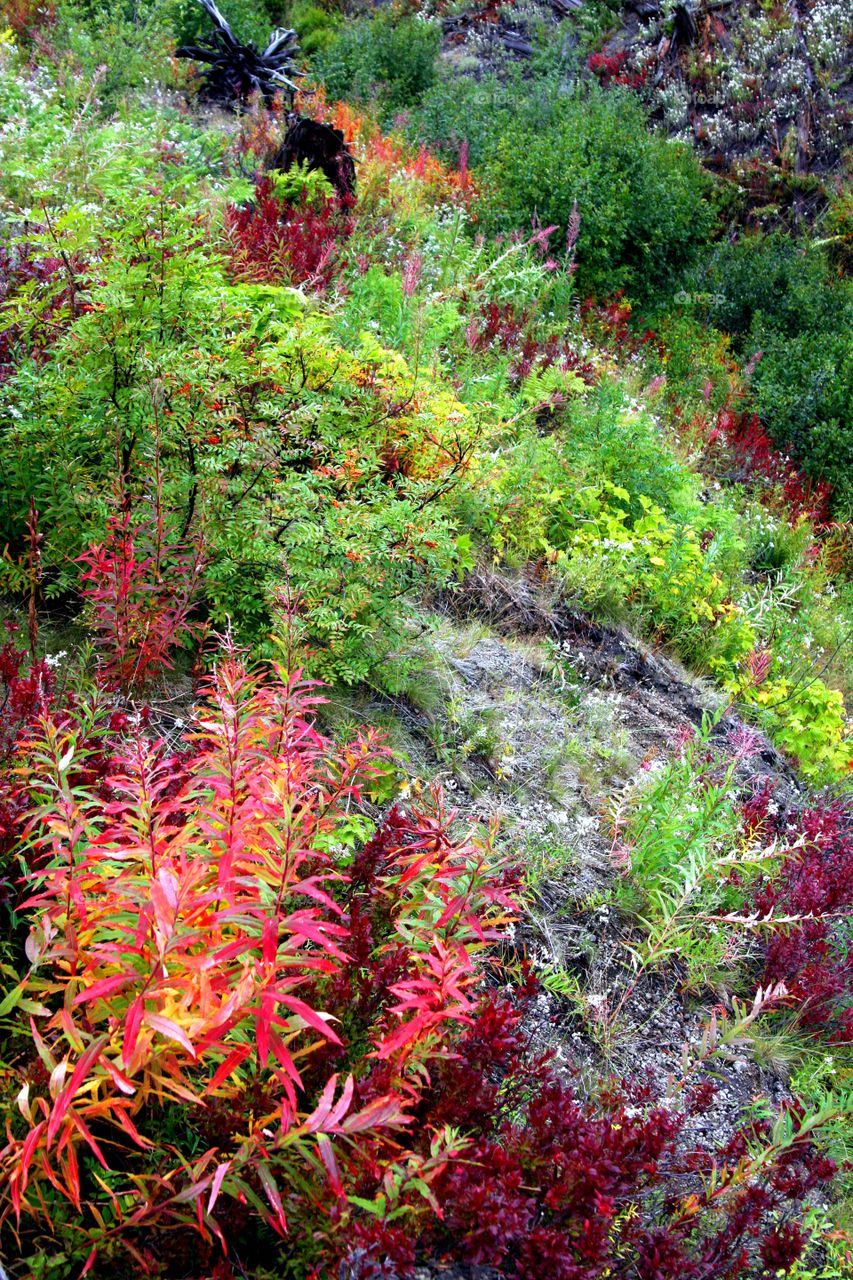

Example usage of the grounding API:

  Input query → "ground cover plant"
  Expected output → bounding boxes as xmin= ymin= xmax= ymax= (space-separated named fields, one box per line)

xmin=1 ymin=2 xmax=853 ymax=1276
xmin=609 ymin=716 xmax=853 ymax=1218
xmin=0 ymin=635 xmax=849 ymax=1279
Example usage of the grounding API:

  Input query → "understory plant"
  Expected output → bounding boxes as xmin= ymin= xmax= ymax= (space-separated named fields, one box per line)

xmin=225 ymin=167 xmax=355 ymax=292
xmin=736 ymin=667 xmax=853 ymax=782
xmin=750 ymin=793 xmax=853 ymax=1046
xmin=614 ymin=715 xmax=853 ymax=1039
xmin=0 ymin=647 xmax=845 ymax=1279
xmin=0 ymin=177 xmax=474 ymax=682
xmin=611 ymin=717 xmax=779 ymax=991
xmin=0 ymin=632 xmax=54 ymax=908
xmin=78 ymin=508 xmax=206 ymax=692
xmin=555 ymin=482 xmax=756 ymax=680
xmin=0 ymin=642 xmax=520 ymax=1273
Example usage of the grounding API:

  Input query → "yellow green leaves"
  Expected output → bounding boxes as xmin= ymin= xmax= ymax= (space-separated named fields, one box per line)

xmin=555 ymin=482 xmax=757 ymax=678
xmin=739 ymin=675 xmax=853 ymax=782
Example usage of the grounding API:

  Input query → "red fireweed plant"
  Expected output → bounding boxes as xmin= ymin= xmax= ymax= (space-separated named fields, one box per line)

xmin=77 ymin=509 xmax=206 ymax=693
xmin=0 ymin=633 xmax=54 ymax=894
xmin=707 ymin=405 xmax=832 ymax=527
xmin=0 ymin=642 xmax=521 ymax=1273
xmin=745 ymin=791 xmax=853 ymax=1043
xmin=0 ymin=242 xmax=82 ymax=385
xmin=225 ymin=176 xmax=355 ymax=293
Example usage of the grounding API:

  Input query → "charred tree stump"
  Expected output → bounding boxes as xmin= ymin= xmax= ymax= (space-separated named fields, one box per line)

xmin=176 ymin=0 xmax=300 ymax=107
xmin=270 ymin=116 xmax=357 ymax=201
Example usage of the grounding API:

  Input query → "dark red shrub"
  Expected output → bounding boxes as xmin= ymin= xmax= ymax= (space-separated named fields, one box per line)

xmin=466 ymin=300 xmax=596 ymax=387
xmin=760 ymin=1223 xmax=807 ymax=1271
xmin=0 ymin=244 xmax=80 ymax=384
xmin=78 ymin=509 xmax=205 ymax=692
xmin=0 ymin=638 xmax=53 ymax=759
xmin=346 ymin=1220 xmax=417 ymax=1278
xmin=581 ymin=290 xmax=636 ymax=348
xmin=748 ymin=797 xmax=853 ymax=1040
xmin=225 ymin=176 xmax=354 ymax=292
xmin=706 ymin=407 xmax=832 ymax=526
xmin=417 ymin=1046 xmax=831 ymax=1278
xmin=0 ymin=637 xmax=54 ymax=895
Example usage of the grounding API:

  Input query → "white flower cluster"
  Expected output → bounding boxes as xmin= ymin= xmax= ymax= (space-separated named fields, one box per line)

xmin=657 ymin=80 xmax=691 ymax=131
xmin=807 ymin=0 xmax=853 ymax=72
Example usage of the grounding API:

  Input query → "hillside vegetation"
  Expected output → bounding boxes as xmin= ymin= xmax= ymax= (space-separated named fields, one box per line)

xmin=0 ymin=1 xmax=852 ymax=1277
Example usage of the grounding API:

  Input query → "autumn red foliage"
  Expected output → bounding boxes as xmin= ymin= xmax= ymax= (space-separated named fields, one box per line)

xmin=706 ymin=406 xmax=832 ymax=526
xmin=0 ymin=648 xmax=521 ymax=1274
xmin=0 ymin=244 xmax=80 ymax=384
xmin=0 ymin=0 xmax=55 ymax=40
xmin=745 ymin=792 xmax=853 ymax=1042
xmin=77 ymin=510 xmax=205 ymax=692
xmin=0 ymin=635 xmax=54 ymax=897
xmin=588 ymin=51 xmax=648 ymax=91
xmin=0 ymin=639 xmax=839 ymax=1277
xmin=225 ymin=176 xmax=354 ymax=292
xmin=466 ymin=300 xmax=597 ymax=386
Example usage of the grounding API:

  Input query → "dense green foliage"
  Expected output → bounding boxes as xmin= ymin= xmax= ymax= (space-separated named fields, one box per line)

xmin=478 ymin=87 xmax=713 ymax=301
xmin=313 ymin=10 xmax=441 ymax=118
xmin=689 ymin=234 xmax=853 ymax=507
xmin=0 ymin=29 xmax=850 ymax=749
xmin=0 ymin=187 xmax=468 ymax=683
xmin=1 ymin=5 xmax=853 ymax=1275
xmin=407 ymin=69 xmax=713 ymax=302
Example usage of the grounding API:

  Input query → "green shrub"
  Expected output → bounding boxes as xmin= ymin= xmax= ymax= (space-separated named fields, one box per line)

xmin=463 ymin=377 xmax=721 ymax=568
xmin=410 ymin=75 xmax=714 ymax=302
xmin=752 ymin=329 xmax=853 ymax=508
xmin=284 ymin=0 xmax=340 ymax=57
xmin=47 ymin=0 xmax=184 ymax=105
xmin=172 ymin=0 xmax=280 ymax=48
xmin=739 ymin=674 xmax=853 ymax=782
xmin=694 ymin=234 xmax=845 ymax=341
xmin=691 ymin=234 xmax=853 ymax=508
xmin=612 ymin=719 xmax=761 ymax=988
xmin=0 ymin=185 xmax=473 ymax=685
xmin=476 ymin=84 xmax=713 ymax=302
xmin=407 ymin=69 xmax=515 ymax=169
xmin=313 ymin=11 xmax=440 ymax=119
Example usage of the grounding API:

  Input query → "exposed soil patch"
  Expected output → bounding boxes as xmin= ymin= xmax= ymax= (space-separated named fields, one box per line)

xmin=356 ymin=568 xmax=820 ymax=1278
xmin=383 ymin=569 xmax=808 ymax=1118
xmin=435 ymin=564 xmax=802 ymax=791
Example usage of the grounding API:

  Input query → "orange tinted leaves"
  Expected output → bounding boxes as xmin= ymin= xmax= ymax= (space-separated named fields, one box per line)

xmin=3 ymin=653 xmax=512 ymax=1257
